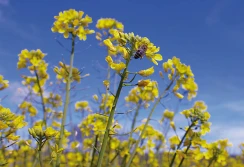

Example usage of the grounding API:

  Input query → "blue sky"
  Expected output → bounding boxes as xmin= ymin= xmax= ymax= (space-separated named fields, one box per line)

xmin=0 ymin=0 xmax=244 ymax=153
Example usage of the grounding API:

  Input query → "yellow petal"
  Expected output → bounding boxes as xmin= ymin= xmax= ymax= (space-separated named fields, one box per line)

xmin=154 ymin=54 xmax=163 ymax=61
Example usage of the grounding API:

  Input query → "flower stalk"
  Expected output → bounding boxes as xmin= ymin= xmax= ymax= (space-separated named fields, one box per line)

xmin=169 ymin=122 xmax=195 ymax=167
xmin=55 ymin=34 xmax=76 ymax=167
xmin=96 ymin=52 xmax=132 ymax=167
xmin=178 ymin=142 xmax=192 ymax=167
xmin=34 ymin=67 xmax=47 ymax=127
xmin=126 ymin=78 xmax=175 ymax=167
xmin=122 ymin=103 xmax=141 ymax=166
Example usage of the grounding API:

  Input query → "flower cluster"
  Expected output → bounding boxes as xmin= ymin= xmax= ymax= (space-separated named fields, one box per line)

xmin=0 ymin=75 xmax=9 ymax=91
xmin=18 ymin=49 xmax=49 ymax=94
xmin=96 ymin=18 xmax=124 ymax=40
xmin=163 ymin=56 xmax=198 ymax=100
xmin=99 ymin=93 xmax=115 ymax=112
xmin=79 ymin=114 xmax=121 ymax=136
xmin=75 ymin=101 xmax=91 ymax=112
xmin=0 ymin=105 xmax=27 ymax=141
xmin=103 ymin=31 xmax=163 ymax=65
xmin=53 ymin=61 xmax=89 ymax=83
xmin=181 ymin=101 xmax=211 ymax=135
xmin=51 ymin=9 xmax=94 ymax=40
xmin=43 ymin=92 xmax=63 ymax=108
xmin=28 ymin=126 xmax=59 ymax=146
xmin=19 ymin=101 xmax=38 ymax=116
xmin=125 ymin=80 xmax=158 ymax=104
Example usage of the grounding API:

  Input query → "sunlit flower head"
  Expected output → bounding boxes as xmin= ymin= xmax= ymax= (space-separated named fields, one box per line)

xmin=51 ymin=9 xmax=94 ymax=40
xmin=0 ymin=75 xmax=9 ymax=91
xmin=163 ymin=56 xmax=198 ymax=100
xmin=96 ymin=18 xmax=124 ymax=31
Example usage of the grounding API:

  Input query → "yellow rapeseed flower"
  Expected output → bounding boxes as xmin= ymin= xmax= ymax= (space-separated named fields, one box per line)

xmin=138 ymin=66 xmax=154 ymax=77
xmin=96 ymin=18 xmax=124 ymax=30
xmin=75 ymin=101 xmax=89 ymax=111
xmin=137 ymin=79 xmax=151 ymax=87
xmin=0 ymin=75 xmax=9 ymax=91
xmin=51 ymin=9 xmax=94 ymax=40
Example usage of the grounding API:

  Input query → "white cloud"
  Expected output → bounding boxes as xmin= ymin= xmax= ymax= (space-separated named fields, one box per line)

xmin=209 ymin=124 xmax=244 ymax=154
xmin=210 ymin=100 xmax=244 ymax=115
xmin=8 ymin=81 xmax=29 ymax=105
xmin=6 ymin=81 xmax=50 ymax=105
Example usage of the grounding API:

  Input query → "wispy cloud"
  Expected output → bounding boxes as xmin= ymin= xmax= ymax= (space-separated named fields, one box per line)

xmin=209 ymin=124 xmax=244 ymax=154
xmin=223 ymin=100 xmax=244 ymax=113
xmin=7 ymin=80 xmax=51 ymax=105
xmin=7 ymin=81 xmax=29 ymax=105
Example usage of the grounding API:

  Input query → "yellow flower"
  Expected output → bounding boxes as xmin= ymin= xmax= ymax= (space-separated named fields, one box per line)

xmin=194 ymin=101 xmax=207 ymax=111
xmin=180 ymin=109 xmax=191 ymax=118
xmin=44 ymin=127 xmax=59 ymax=138
xmin=103 ymin=80 xmax=110 ymax=88
xmin=169 ymin=136 xmax=180 ymax=150
xmin=174 ymin=92 xmax=184 ymax=99
xmin=106 ymin=53 xmax=127 ymax=75
xmin=51 ymin=9 xmax=94 ymax=40
xmin=162 ymin=109 xmax=174 ymax=121
xmin=103 ymin=39 xmax=116 ymax=52
xmin=0 ymin=75 xmax=9 ymax=91
xmin=200 ymin=122 xmax=211 ymax=135
xmin=105 ymin=55 xmax=113 ymax=65
xmin=110 ymin=62 xmax=126 ymax=73
xmin=170 ymin=121 xmax=176 ymax=131
xmin=75 ymin=101 xmax=89 ymax=111
xmin=138 ymin=66 xmax=154 ymax=77
xmin=162 ymin=56 xmax=198 ymax=100
xmin=137 ymin=79 xmax=151 ymax=87
xmin=93 ymin=94 xmax=98 ymax=101
xmin=134 ymin=37 xmax=163 ymax=65
xmin=96 ymin=18 xmax=124 ymax=31
xmin=54 ymin=62 xmax=82 ymax=83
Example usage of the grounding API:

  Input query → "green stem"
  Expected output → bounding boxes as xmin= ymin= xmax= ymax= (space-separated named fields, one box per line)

xmin=126 ymin=79 xmax=175 ymax=167
xmin=96 ymin=58 xmax=131 ymax=167
xmin=55 ymin=34 xmax=76 ymax=167
xmin=207 ymin=157 xmax=215 ymax=167
xmin=34 ymin=67 xmax=55 ymax=167
xmin=109 ymin=150 xmax=119 ymax=165
xmin=169 ymin=122 xmax=195 ymax=167
xmin=38 ymin=149 xmax=43 ymax=167
xmin=32 ymin=149 xmax=39 ymax=167
xmin=90 ymin=135 xmax=98 ymax=167
xmin=121 ymin=104 xmax=140 ymax=166
xmin=34 ymin=67 xmax=47 ymax=127
xmin=178 ymin=142 xmax=192 ymax=167
xmin=24 ymin=151 xmax=27 ymax=167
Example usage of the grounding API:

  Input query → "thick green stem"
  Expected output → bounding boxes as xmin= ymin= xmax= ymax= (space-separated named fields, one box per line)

xmin=55 ymin=34 xmax=76 ymax=167
xmin=96 ymin=59 xmax=131 ymax=167
xmin=169 ymin=122 xmax=195 ymax=167
xmin=178 ymin=142 xmax=192 ymax=167
xmin=126 ymin=79 xmax=175 ymax=167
